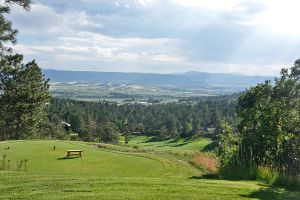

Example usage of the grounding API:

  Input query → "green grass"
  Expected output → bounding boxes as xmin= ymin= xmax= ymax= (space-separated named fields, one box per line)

xmin=0 ymin=140 xmax=196 ymax=177
xmin=0 ymin=140 xmax=299 ymax=199
xmin=126 ymin=136 xmax=213 ymax=152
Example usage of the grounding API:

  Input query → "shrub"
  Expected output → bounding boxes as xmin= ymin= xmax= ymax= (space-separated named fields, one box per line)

xmin=274 ymin=174 xmax=300 ymax=191
xmin=257 ymin=167 xmax=279 ymax=184
xmin=190 ymin=154 xmax=218 ymax=173
xmin=218 ymin=165 xmax=258 ymax=180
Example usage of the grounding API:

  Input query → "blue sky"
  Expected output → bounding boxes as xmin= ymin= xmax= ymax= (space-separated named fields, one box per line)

xmin=6 ymin=0 xmax=300 ymax=75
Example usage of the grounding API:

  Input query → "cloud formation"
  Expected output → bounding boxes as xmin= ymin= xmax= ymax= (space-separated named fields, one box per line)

xmin=6 ymin=0 xmax=300 ymax=75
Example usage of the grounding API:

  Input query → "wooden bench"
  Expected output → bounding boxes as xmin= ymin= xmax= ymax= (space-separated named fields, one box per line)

xmin=66 ymin=150 xmax=83 ymax=158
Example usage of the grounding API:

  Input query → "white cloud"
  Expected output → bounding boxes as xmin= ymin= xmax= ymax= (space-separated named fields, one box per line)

xmin=114 ymin=1 xmax=120 ymax=7
xmin=13 ymin=31 xmax=187 ymax=69
xmin=6 ymin=0 xmax=300 ymax=75
xmin=8 ymin=4 xmax=102 ymax=35
xmin=136 ymin=0 xmax=157 ymax=7
xmin=173 ymin=0 xmax=241 ymax=10
xmin=258 ymin=0 xmax=300 ymax=35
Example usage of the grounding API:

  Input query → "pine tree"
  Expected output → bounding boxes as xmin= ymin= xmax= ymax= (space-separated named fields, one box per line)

xmin=0 ymin=0 xmax=52 ymax=140
xmin=0 ymin=0 xmax=31 ymax=53
xmin=0 ymin=55 xmax=51 ymax=139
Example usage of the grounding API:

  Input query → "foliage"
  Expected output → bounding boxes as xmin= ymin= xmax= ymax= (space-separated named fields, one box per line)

xmin=0 ymin=55 xmax=51 ymax=139
xmin=217 ymin=121 xmax=239 ymax=170
xmin=96 ymin=122 xmax=120 ymax=144
xmin=0 ymin=0 xmax=58 ymax=140
xmin=49 ymin=95 xmax=237 ymax=141
xmin=0 ymin=0 xmax=31 ymax=53
xmin=217 ymin=60 xmax=300 ymax=188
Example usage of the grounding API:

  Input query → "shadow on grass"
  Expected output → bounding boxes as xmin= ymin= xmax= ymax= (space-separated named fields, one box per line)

xmin=170 ymin=142 xmax=189 ymax=147
xmin=189 ymin=174 xmax=219 ymax=180
xmin=202 ymin=141 xmax=218 ymax=152
xmin=143 ymin=136 xmax=162 ymax=143
xmin=240 ymin=186 xmax=300 ymax=200
xmin=155 ymin=141 xmax=189 ymax=148
xmin=184 ymin=137 xmax=194 ymax=143
xmin=191 ymin=174 xmax=300 ymax=200
xmin=57 ymin=157 xmax=80 ymax=160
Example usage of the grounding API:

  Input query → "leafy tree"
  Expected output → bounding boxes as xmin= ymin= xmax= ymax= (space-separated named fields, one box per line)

xmin=195 ymin=128 xmax=207 ymax=141
xmin=85 ymin=120 xmax=97 ymax=141
xmin=182 ymin=121 xmax=193 ymax=137
xmin=209 ymin=110 xmax=220 ymax=128
xmin=159 ymin=126 xmax=167 ymax=140
xmin=38 ymin=114 xmax=66 ymax=140
xmin=97 ymin=122 xmax=119 ymax=144
xmin=69 ymin=112 xmax=85 ymax=136
xmin=123 ymin=122 xmax=131 ymax=145
xmin=218 ymin=60 xmax=300 ymax=178
xmin=217 ymin=121 xmax=239 ymax=169
xmin=237 ymin=81 xmax=274 ymax=168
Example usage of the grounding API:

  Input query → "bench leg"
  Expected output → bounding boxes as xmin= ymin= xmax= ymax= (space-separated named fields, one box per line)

xmin=66 ymin=152 xmax=82 ymax=158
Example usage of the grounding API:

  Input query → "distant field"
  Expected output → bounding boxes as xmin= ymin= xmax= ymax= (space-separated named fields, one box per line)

xmin=49 ymin=82 xmax=228 ymax=102
xmin=0 ymin=140 xmax=299 ymax=199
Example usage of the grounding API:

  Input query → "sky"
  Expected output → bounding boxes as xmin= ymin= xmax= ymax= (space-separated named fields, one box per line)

xmin=6 ymin=0 xmax=300 ymax=75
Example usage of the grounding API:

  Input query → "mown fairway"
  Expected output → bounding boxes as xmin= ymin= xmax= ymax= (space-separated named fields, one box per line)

xmin=0 ymin=141 xmax=170 ymax=177
xmin=0 ymin=140 xmax=299 ymax=200
xmin=126 ymin=136 xmax=213 ymax=152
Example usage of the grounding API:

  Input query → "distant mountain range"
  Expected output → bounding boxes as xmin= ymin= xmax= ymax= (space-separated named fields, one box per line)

xmin=42 ymin=69 xmax=273 ymax=91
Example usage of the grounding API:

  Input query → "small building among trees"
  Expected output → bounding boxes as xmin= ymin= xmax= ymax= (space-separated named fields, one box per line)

xmin=62 ymin=121 xmax=71 ymax=132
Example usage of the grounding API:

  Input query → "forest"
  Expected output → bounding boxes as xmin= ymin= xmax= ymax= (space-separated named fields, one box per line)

xmin=47 ymin=95 xmax=237 ymax=142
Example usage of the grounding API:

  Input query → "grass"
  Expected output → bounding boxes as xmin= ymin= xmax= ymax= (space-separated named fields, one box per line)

xmin=0 ymin=140 xmax=193 ymax=177
xmin=0 ymin=140 xmax=299 ymax=199
xmin=126 ymin=136 xmax=213 ymax=152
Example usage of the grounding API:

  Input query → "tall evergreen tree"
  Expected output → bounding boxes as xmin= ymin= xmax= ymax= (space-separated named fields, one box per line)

xmin=0 ymin=55 xmax=51 ymax=139
xmin=0 ymin=0 xmax=31 ymax=53
xmin=0 ymin=0 xmax=52 ymax=140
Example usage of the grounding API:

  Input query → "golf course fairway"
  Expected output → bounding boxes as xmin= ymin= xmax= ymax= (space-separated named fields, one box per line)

xmin=0 ymin=140 xmax=299 ymax=200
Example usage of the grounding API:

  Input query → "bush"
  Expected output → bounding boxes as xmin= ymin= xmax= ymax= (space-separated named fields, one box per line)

xmin=220 ymin=166 xmax=300 ymax=191
xmin=274 ymin=174 xmax=300 ymax=191
xmin=218 ymin=165 xmax=259 ymax=180
xmin=190 ymin=154 xmax=218 ymax=173
xmin=257 ymin=167 xmax=279 ymax=184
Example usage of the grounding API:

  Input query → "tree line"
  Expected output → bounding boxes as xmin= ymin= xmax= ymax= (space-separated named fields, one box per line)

xmin=48 ymin=96 xmax=237 ymax=143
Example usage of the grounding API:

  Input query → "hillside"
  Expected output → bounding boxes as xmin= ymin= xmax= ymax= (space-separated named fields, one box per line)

xmin=43 ymin=69 xmax=272 ymax=100
xmin=43 ymin=69 xmax=272 ymax=90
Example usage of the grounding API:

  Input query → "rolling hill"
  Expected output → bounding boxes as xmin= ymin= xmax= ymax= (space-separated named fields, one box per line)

xmin=43 ymin=69 xmax=272 ymax=90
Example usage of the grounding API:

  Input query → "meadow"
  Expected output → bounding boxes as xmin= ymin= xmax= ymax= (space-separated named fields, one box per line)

xmin=0 ymin=140 xmax=299 ymax=199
